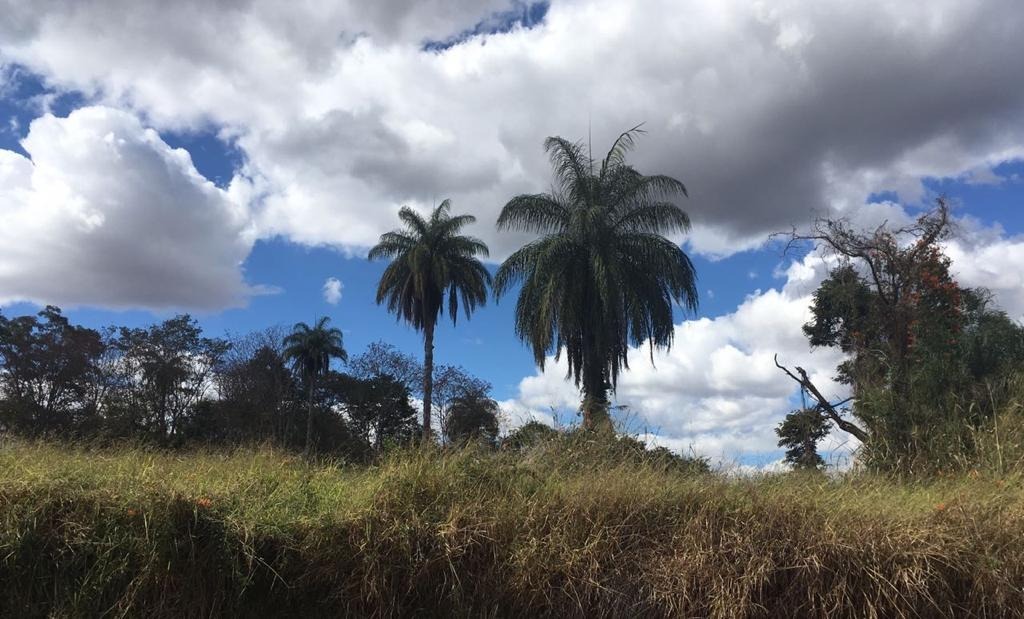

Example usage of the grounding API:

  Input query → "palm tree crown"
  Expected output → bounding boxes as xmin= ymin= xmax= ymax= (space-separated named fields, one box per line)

xmin=369 ymin=200 xmax=491 ymax=440
xmin=494 ymin=126 xmax=698 ymax=428
xmin=283 ymin=317 xmax=348 ymax=380
xmin=283 ymin=316 xmax=347 ymax=456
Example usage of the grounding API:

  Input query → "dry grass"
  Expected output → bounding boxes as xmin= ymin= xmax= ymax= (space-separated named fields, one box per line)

xmin=1 ymin=439 xmax=1023 ymax=617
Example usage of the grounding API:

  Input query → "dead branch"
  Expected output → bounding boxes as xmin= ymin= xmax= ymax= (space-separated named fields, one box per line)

xmin=774 ymin=354 xmax=869 ymax=443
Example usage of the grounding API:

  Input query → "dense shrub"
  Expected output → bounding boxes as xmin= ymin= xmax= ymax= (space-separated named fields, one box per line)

xmin=2 ymin=442 xmax=1022 ymax=617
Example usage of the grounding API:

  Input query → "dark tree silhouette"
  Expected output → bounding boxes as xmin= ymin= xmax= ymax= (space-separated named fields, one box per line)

xmin=776 ymin=407 xmax=831 ymax=470
xmin=112 ymin=315 xmax=228 ymax=439
xmin=445 ymin=389 xmax=501 ymax=446
xmin=495 ymin=126 xmax=698 ymax=429
xmin=369 ymin=200 xmax=491 ymax=441
xmin=327 ymin=372 xmax=419 ymax=452
xmin=215 ymin=328 xmax=295 ymax=443
xmin=431 ymin=365 xmax=491 ymax=440
xmin=0 ymin=306 xmax=105 ymax=435
xmin=348 ymin=340 xmax=423 ymax=396
xmin=283 ymin=317 xmax=347 ymax=457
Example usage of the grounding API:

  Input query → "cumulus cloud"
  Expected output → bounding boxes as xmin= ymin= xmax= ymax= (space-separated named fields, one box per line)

xmin=0 ymin=106 xmax=256 ymax=309
xmin=946 ymin=236 xmax=1024 ymax=322
xmin=1 ymin=0 xmax=1023 ymax=260
xmin=496 ymin=398 xmax=557 ymax=435
xmin=322 ymin=277 xmax=344 ymax=305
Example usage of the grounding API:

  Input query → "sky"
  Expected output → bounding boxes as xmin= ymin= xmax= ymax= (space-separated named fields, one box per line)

xmin=1 ymin=0 xmax=1023 ymax=468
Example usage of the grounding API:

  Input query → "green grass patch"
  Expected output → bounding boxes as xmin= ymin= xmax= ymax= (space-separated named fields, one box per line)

xmin=1 ymin=440 xmax=1023 ymax=617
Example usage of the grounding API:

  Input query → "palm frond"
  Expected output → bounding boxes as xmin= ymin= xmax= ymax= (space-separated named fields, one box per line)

xmin=435 ymin=212 xmax=477 ymax=237
xmin=614 ymin=202 xmax=691 ymax=234
xmin=431 ymin=198 xmax=452 ymax=224
xmin=367 ymin=231 xmax=417 ymax=260
xmin=599 ymin=123 xmax=645 ymax=178
xmin=496 ymin=194 xmax=568 ymax=234
xmin=398 ymin=206 xmax=429 ymax=237
xmin=543 ymin=136 xmax=592 ymax=205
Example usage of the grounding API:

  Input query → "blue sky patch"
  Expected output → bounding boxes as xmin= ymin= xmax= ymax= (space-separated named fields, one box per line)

xmin=423 ymin=1 xmax=549 ymax=51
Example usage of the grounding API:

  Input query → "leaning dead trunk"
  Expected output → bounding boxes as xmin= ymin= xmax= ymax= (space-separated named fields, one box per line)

xmin=774 ymin=355 xmax=868 ymax=443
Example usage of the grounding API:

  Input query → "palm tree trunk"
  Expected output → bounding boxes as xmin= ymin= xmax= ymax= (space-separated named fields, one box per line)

xmin=422 ymin=322 xmax=435 ymax=442
xmin=304 ymin=374 xmax=315 ymax=459
xmin=581 ymin=395 xmax=609 ymax=431
xmin=581 ymin=369 xmax=612 ymax=432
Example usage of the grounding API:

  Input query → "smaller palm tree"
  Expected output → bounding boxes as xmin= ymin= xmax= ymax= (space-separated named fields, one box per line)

xmin=369 ymin=200 xmax=491 ymax=440
xmin=283 ymin=317 xmax=347 ymax=458
xmin=445 ymin=389 xmax=501 ymax=446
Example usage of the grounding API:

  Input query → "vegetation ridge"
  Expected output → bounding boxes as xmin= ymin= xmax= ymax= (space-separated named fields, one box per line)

xmin=2 ymin=441 xmax=1023 ymax=618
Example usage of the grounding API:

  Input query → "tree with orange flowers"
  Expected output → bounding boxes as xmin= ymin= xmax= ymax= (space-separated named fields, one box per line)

xmin=776 ymin=199 xmax=1024 ymax=471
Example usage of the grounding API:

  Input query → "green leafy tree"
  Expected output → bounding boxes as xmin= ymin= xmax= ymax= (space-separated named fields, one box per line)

xmin=283 ymin=317 xmax=347 ymax=457
xmin=776 ymin=407 xmax=831 ymax=470
xmin=502 ymin=420 xmax=559 ymax=451
xmin=326 ymin=372 xmax=420 ymax=453
xmin=369 ymin=200 xmax=491 ymax=440
xmin=0 ymin=306 xmax=105 ymax=435
xmin=957 ymin=290 xmax=1024 ymax=382
xmin=780 ymin=199 xmax=1024 ymax=471
xmin=494 ymin=126 xmax=698 ymax=429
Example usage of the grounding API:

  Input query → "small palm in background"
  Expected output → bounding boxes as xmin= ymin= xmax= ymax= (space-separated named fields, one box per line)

xmin=283 ymin=317 xmax=347 ymax=457
xmin=445 ymin=389 xmax=501 ymax=446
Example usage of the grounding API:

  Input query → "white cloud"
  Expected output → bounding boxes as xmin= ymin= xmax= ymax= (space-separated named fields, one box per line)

xmin=1 ymin=0 xmax=1023 ymax=263
xmin=0 ymin=106 xmax=257 ymax=309
xmin=946 ymin=237 xmax=1024 ymax=322
xmin=322 ymin=277 xmax=344 ymax=305
xmin=496 ymin=398 xmax=556 ymax=435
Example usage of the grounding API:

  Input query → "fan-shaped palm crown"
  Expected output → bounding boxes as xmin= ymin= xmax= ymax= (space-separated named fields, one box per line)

xmin=283 ymin=316 xmax=347 ymax=456
xmin=494 ymin=126 xmax=698 ymax=428
xmin=369 ymin=200 xmax=491 ymax=439
xmin=369 ymin=201 xmax=491 ymax=330
xmin=283 ymin=317 xmax=348 ymax=380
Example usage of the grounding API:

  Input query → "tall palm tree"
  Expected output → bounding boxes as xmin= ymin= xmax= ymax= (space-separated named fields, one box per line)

xmin=494 ymin=126 xmax=698 ymax=430
xmin=283 ymin=317 xmax=347 ymax=457
xmin=369 ymin=200 xmax=491 ymax=441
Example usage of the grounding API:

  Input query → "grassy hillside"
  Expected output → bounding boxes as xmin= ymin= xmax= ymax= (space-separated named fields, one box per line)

xmin=1 ymin=440 xmax=1023 ymax=618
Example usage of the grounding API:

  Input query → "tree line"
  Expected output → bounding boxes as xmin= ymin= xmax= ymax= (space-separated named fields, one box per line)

xmin=0 ymin=308 xmax=510 ymax=459
xmin=2 ymin=126 xmax=1022 ymax=473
